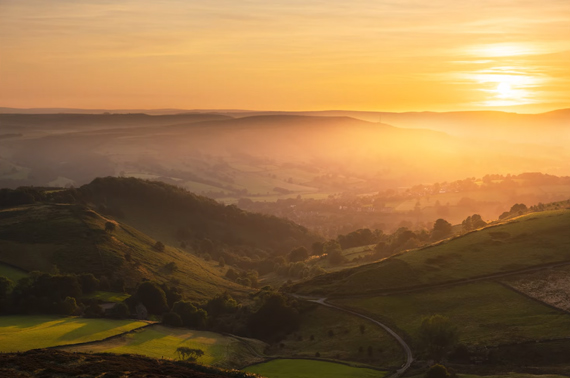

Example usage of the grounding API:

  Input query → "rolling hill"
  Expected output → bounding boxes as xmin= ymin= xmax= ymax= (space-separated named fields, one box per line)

xmin=0 ymin=201 xmax=248 ymax=300
xmin=292 ymin=207 xmax=570 ymax=297
xmin=76 ymin=176 xmax=320 ymax=254
xmin=0 ymin=177 xmax=320 ymax=298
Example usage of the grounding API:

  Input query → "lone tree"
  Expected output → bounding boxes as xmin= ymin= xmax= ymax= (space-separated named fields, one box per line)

xmin=154 ymin=241 xmax=165 ymax=252
xmin=431 ymin=219 xmax=453 ymax=240
xmin=176 ymin=347 xmax=204 ymax=361
xmin=419 ymin=315 xmax=459 ymax=362
xmin=105 ymin=221 xmax=116 ymax=233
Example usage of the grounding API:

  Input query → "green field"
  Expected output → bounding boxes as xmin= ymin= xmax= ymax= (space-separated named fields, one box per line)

xmin=296 ymin=209 xmax=570 ymax=296
xmin=272 ymin=305 xmax=404 ymax=367
xmin=244 ymin=359 xmax=386 ymax=378
xmin=62 ymin=324 xmax=266 ymax=369
xmin=336 ymin=281 xmax=570 ymax=347
xmin=0 ymin=262 xmax=27 ymax=282
xmin=84 ymin=291 xmax=130 ymax=303
xmin=0 ymin=316 xmax=147 ymax=352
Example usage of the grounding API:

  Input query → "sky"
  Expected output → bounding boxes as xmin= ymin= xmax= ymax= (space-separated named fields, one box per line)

xmin=1 ymin=0 xmax=569 ymax=112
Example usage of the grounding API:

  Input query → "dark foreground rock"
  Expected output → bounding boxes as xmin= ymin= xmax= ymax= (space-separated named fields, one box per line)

xmin=0 ymin=349 xmax=260 ymax=378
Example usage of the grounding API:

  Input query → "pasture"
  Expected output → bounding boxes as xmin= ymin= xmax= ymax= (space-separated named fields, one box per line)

xmin=0 ymin=316 xmax=147 ymax=352
xmin=243 ymin=359 xmax=386 ymax=378
xmin=336 ymin=281 xmax=570 ymax=347
xmin=62 ymin=324 xmax=267 ymax=369
xmin=273 ymin=305 xmax=404 ymax=367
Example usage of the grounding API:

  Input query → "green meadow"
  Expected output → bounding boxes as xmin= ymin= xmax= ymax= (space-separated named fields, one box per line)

xmin=0 ymin=316 xmax=147 ymax=352
xmin=244 ymin=359 xmax=386 ymax=378
xmin=273 ymin=305 xmax=404 ymax=367
xmin=336 ymin=281 xmax=570 ymax=346
xmin=62 ymin=325 xmax=266 ymax=369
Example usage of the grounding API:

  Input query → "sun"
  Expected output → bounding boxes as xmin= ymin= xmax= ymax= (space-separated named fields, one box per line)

xmin=496 ymin=82 xmax=513 ymax=98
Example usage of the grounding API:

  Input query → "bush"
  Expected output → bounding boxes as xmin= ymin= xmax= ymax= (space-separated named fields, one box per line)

xmin=425 ymin=364 xmax=450 ymax=378
xmin=163 ymin=312 xmax=183 ymax=327
xmin=110 ymin=302 xmax=130 ymax=319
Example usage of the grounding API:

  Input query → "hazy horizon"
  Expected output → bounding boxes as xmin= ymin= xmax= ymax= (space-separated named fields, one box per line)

xmin=1 ymin=0 xmax=569 ymax=113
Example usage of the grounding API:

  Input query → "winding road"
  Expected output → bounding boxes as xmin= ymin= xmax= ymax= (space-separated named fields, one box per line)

xmin=293 ymin=295 xmax=413 ymax=377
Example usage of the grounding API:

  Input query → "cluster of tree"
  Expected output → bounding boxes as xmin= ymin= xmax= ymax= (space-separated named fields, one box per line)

xmin=224 ymin=269 xmax=259 ymax=288
xmin=0 ymin=272 xmax=124 ymax=316
xmin=461 ymin=214 xmax=487 ymax=232
xmin=499 ymin=203 xmax=528 ymax=219
xmin=0 ymin=187 xmax=46 ymax=207
xmin=336 ymin=228 xmax=380 ymax=249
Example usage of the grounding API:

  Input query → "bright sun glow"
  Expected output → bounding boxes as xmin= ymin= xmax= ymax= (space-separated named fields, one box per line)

xmin=496 ymin=82 xmax=513 ymax=98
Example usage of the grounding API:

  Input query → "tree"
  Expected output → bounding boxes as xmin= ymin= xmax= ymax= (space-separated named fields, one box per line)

xmin=425 ymin=364 xmax=451 ymax=378
xmin=164 ymin=262 xmax=178 ymax=274
xmin=105 ymin=221 xmax=116 ymax=233
xmin=163 ymin=311 xmax=183 ymax=327
xmin=419 ymin=315 xmax=459 ymax=362
xmin=0 ymin=277 xmax=13 ymax=313
xmin=153 ymin=241 xmax=165 ymax=252
xmin=79 ymin=273 xmax=99 ymax=294
xmin=324 ymin=240 xmax=346 ymax=265
xmin=109 ymin=302 xmax=130 ymax=319
xmin=225 ymin=268 xmax=239 ymax=281
xmin=134 ymin=281 xmax=169 ymax=315
xmin=172 ymin=300 xmax=208 ymax=329
xmin=311 ymin=241 xmax=324 ymax=256
xmin=218 ymin=257 xmax=225 ymax=268
xmin=288 ymin=247 xmax=309 ymax=263
xmin=176 ymin=347 xmax=204 ymax=361
xmin=432 ymin=219 xmax=452 ymax=240
xmin=60 ymin=296 xmax=79 ymax=315
xmin=247 ymin=293 xmax=300 ymax=342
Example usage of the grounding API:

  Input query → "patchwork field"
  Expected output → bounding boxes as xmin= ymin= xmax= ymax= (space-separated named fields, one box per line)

xmin=271 ymin=305 xmax=404 ymax=368
xmin=62 ymin=325 xmax=267 ymax=369
xmin=0 ymin=316 xmax=147 ymax=352
xmin=335 ymin=282 xmax=570 ymax=347
xmin=244 ymin=359 xmax=386 ymax=378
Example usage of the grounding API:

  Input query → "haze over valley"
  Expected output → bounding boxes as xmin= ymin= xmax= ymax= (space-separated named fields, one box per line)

xmin=1 ymin=1 xmax=570 ymax=378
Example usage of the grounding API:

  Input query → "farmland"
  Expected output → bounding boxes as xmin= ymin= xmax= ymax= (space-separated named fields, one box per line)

xmin=62 ymin=325 xmax=267 ymax=369
xmin=335 ymin=281 xmax=570 ymax=347
xmin=271 ymin=305 xmax=404 ymax=367
xmin=0 ymin=316 xmax=147 ymax=352
xmin=244 ymin=359 xmax=386 ymax=378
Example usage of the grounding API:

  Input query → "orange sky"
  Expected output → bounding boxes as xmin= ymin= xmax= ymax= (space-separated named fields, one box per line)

xmin=1 ymin=0 xmax=569 ymax=112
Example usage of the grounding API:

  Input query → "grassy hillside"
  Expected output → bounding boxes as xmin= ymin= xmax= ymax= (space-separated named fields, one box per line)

xmin=0 ymin=202 xmax=249 ymax=300
xmin=271 ymin=305 xmax=404 ymax=368
xmin=0 ymin=316 xmax=147 ymax=352
xmin=77 ymin=176 xmax=320 ymax=255
xmin=335 ymin=282 xmax=570 ymax=348
xmin=293 ymin=209 xmax=570 ymax=296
